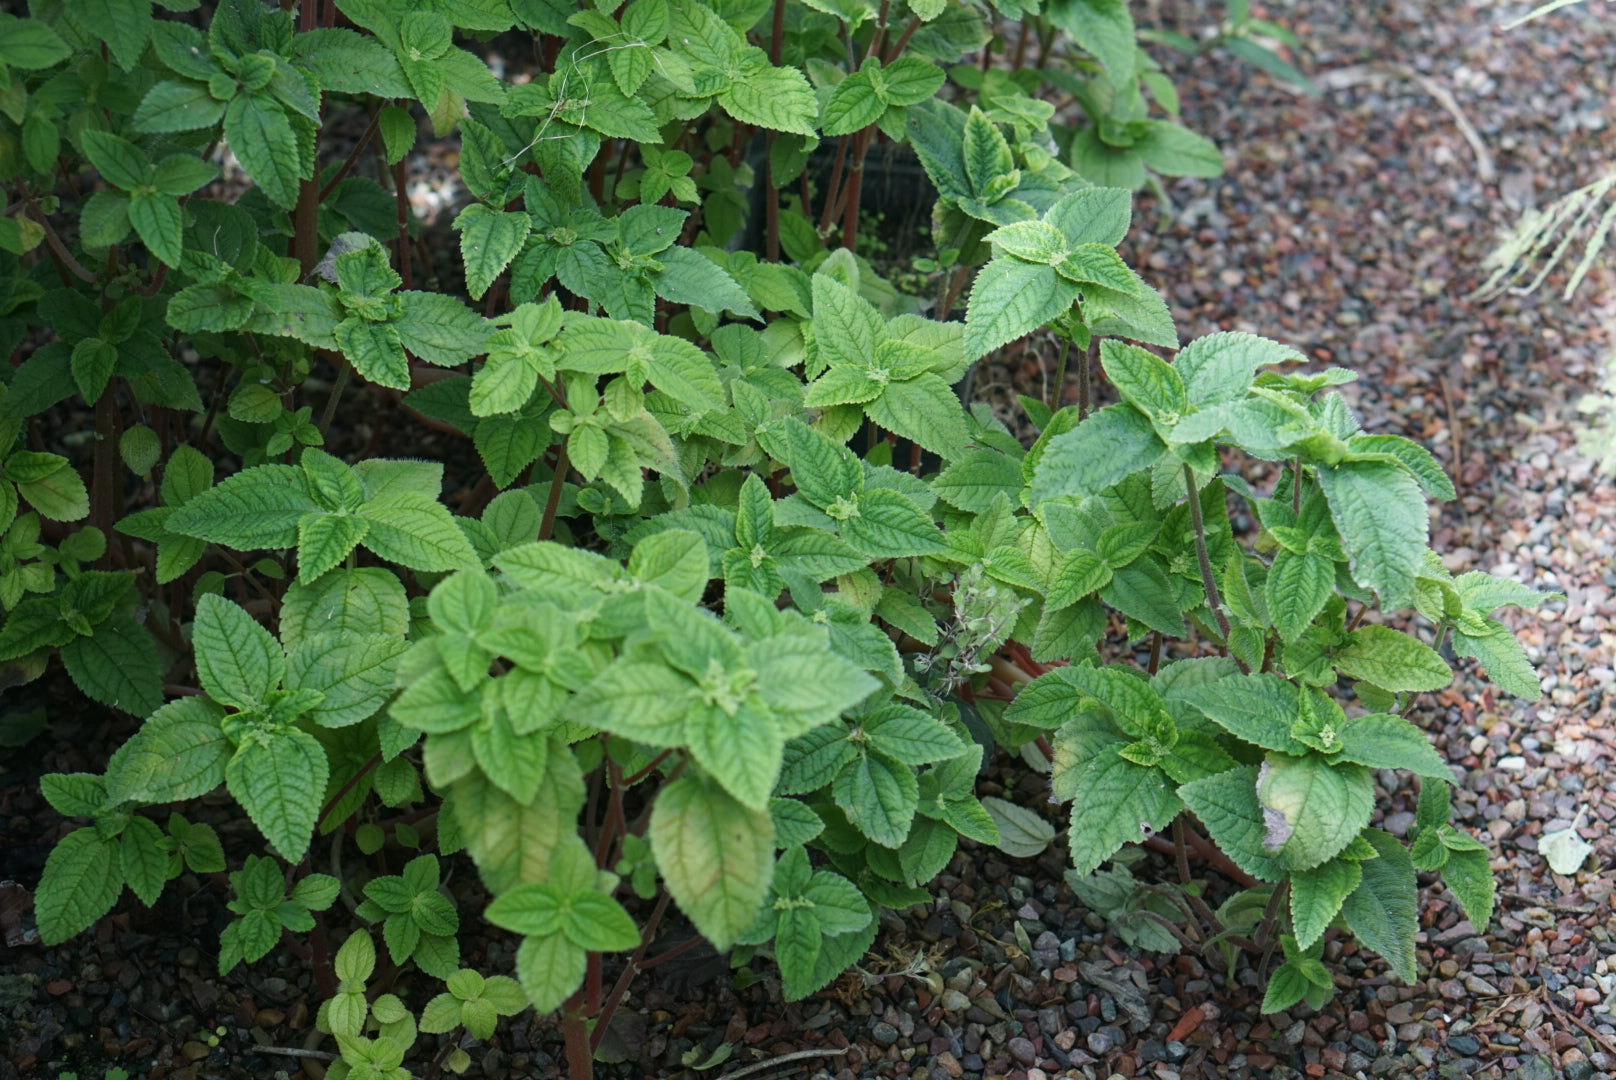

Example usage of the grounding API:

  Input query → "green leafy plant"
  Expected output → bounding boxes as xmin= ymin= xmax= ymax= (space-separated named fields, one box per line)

xmin=3 ymin=0 xmax=1539 ymax=1077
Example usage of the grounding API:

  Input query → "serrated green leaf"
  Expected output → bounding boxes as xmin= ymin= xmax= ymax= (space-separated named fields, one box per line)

xmin=105 ymin=696 xmax=230 ymax=804
xmin=36 ymin=827 xmax=124 ymax=944
xmin=358 ymin=491 xmax=478 ymax=571
xmin=1441 ymin=847 xmax=1493 ymax=930
xmin=455 ymin=205 xmax=529 ymax=301
xmin=561 ymin=891 xmax=640 ymax=952
xmin=61 ymin=613 xmax=162 ymax=717
xmin=963 ymin=257 xmax=1079 ymax=360
xmin=0 ymin=14 xmax=71 ymax=69
xmin=650 ymin=775 xmax=772 ymax=950
xmin=167 ymin=463 xmax=317 ymax=550
xmin=718 ymin=58 xmax=817 ymax=135
xmin=1267 ymin=546 xmax=1334 ymax=643
xmin=931 ymin=449 xmax=1024 ymax=513
xmin=1048 ymin=0 xmax=1135 ymax=89
xmin=193 ymin=593 xmax=281 ymax=708
xmin=515 ymin=932 xmax=586 ymax=1014
xmin=1176 ymin=766 xmax=1288 ymax=882
xmin=1345 ymin=435 xmax=1455 ymax=501
xmin=1175 ymin=332 xmax=1300 ymax=408
xmin=1258 ymin=754 xmax=1374 ymax=871
xmin=227 ymin=727 xmax=328 ymax=863
xmin=224 ymin=92 xmax=300 ymax=210
xmin=832 ymin=747 xmax=917 ymax=849
xmin=1452 ymin=622 xmax=1541 ymax=700
xmin=455 ymin=748 xmax=585 ymax=893
xmin=1340 ymin=828 xmax=1417 ymax=983
xmin=286 ymin=632 xmax=409 ymax=729
xmin=1289 ymin=857 xmax=1361 ymax=950
xmin=1334 ymin=625 xmax=1450 ymax=692
xmin=1057 ymin=741 xmax=1180 ymax=876
xmin=1029 ymin=404 xmax=1164 ymax=504
xmin=281 ymin=568 xmax=409 ymax=651
xmin=841 ymin=488 xmax=946 ymax=559
xmin=1334 ymin=714 xmax=1453 ymax=779
xmin=120 ymin=815 xmax=168 ymax=906
xmin=15 ymin=458 xmax=90 ymax=521
xmin=865 ymin=372 xmax=969 ymax=461
xmin=979 ymin=796 xmax=1055 ymax=858
xmin=1317 ymin=462 xmax=1426 ymax=610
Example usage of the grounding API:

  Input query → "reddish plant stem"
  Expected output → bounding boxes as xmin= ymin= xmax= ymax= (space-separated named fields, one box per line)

xmin=421 ymin=1034 xmax=461 ymax=1080
xmin=319 ymin=109 xmax=382 ymax=201
xmin=589 ymin=892 xmax=672 ymax=1053
xmin=561 ymin=994 xmax=594 ymax=1080
xmin=91 ymin=388 xmax=121 ymax=569
xmin=1012 ymin=18 xmax=1032 ymax=69
xmin=817 ymin=136 xmax=850 ymax=235
xmin=1077 ymin=338 xmax=1094 ymax=420
xmin=393 ymin=155 xmax=413 ymax=289
xmin=938 ymin=265 xmax=970 ymax=320
xmin=839 ymin=126 xmax=874 ymax=252
xmin=884 ymin=16 xmax=922 ymax=63
xmin=318 ymin=751 xmax=383 ymax=831
xmin=764 ymin=0 xmax=786 ymax=260
xmin=594 ymin=757 xmax=627 ymax=868
xmin=538 ymin=440 xmax=570 ymax=542
xmin=624 ymin=748 xmax=674 ymax=786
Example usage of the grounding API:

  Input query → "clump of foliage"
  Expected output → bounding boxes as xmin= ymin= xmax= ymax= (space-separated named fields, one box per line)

xmin=0 ymin=0 xmax=1535 ymax=1074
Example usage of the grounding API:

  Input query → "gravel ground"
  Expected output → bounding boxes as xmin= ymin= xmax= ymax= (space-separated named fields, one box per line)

xmin=5 ymin=1 xmax=1616 ymax=1078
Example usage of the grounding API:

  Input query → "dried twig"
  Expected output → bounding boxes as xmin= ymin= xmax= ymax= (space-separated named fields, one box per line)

xmin=255 ymin=1046 xmax=339 ymax=1061
xmin=719 ymin=1047 xmax=849 ymax=1080
xmin=1317 ymin=64 xmax=1495 ymax=182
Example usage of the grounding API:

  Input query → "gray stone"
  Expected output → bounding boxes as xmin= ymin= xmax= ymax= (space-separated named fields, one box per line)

xmin=870 ymin=1022 xmax=899 ymax=1047
xmin=1006 ymin=1037 xmax=1037 ymax=1066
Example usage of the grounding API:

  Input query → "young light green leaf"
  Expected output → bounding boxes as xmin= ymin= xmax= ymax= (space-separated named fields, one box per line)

xmin=226 ymin=728 xmax=329 ymax=863
xmin=104 ymin=696 xmax=230 ymax=804
xmin=167 ymin=464 xmax=318 ymax=550
xmin=515 ymin=932 xmax=587 ymax=1014
xmin=358 ymin=492 xmax=479 ymax=571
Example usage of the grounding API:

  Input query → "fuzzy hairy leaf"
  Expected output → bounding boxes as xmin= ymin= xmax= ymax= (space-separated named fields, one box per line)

xmin=1340 ymin=828 xmax=1418 ymax=983
xmin=1057 ymin=743 xmax=1179 ymax=876
xmin=1289 ymin=857 xmax=1361 ymax=950
xmin=650 ymin=775 xmax=773 ymax=950
xmin=1257 ymin=754 xmax=1374 ymax=872
xmin=1176 ymin=766 xmax=1288 ymax=882
xmin=1317 ymin=462 xmax=1427 ymax=610
xmin=167 ymin=464 xmax=317 ymax=550
xmin=1334 ymin=625 xmax=1451 ymax=692
xmin=1029 ymin=404 xmax=1164 ymax=504
xmin=193 ymin=593 xmax=282 ymax=709
xmin=37 ymin=827 xmax=124 ymax=944
xmin=226 ymin=728 xmax=329 ymax=863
